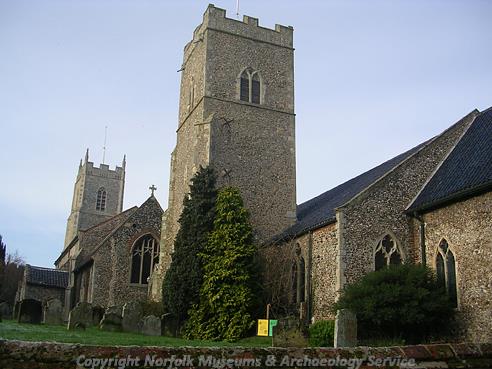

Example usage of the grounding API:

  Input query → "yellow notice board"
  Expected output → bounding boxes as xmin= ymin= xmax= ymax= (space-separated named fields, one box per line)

xmin=257 ymin=319 xmax=269 ymax=336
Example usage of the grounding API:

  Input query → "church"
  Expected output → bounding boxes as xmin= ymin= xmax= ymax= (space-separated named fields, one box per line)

xmin=16 ymin=150 xmax=163 ymax=319
xmin=16 ymin=4 xmax=491 ymax=343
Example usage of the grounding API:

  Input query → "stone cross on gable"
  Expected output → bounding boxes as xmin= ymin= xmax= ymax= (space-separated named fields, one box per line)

xmin=149 ymin=185 xmax=157 ymax=196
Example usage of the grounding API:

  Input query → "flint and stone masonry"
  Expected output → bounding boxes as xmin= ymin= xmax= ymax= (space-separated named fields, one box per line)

xmin=152 ymin=4 xmax=297 ymax=299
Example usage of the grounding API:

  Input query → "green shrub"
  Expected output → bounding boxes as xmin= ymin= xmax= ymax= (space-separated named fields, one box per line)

xmin=162 ymin=166 xmax=217 ymax=328
xmin=185 ymin=187 xmax=259 ymax=341
xmin=308 ymin=320 xmax=335 ymax=347
xmin=334 ymin=264 xmax=455 ymax=344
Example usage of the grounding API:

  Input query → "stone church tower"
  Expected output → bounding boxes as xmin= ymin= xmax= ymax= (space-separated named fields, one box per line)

xmin=151 ymin=5 xmax=297 ymax=298
xmin=63 ymin=149 xmax=126 ymax=247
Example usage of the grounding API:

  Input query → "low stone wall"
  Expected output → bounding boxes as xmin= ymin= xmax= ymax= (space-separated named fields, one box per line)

xmin=1 ymin=340 xmax=491 ymax=369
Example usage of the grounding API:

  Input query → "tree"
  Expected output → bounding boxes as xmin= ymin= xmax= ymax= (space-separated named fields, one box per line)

xmin=0 ymin=235 xmax=25 ymax=307
xmin=334 ymin=264 xmax=455 ymax=344
xmin=162 ymin=166 xmax=217 ymax=330
xmin=186 ymin=187 xmax=259 ymax=341
xmin=0 ymin=235 xmax=5 ymax=301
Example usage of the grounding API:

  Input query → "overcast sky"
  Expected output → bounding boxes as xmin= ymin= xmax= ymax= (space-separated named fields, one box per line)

xmin=0 ymin=0 xmax=490 ymax=268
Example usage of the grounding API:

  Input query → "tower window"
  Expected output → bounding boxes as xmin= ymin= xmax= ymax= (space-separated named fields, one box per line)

xmin=95 ymin=187 xmax=107 ymax=211
xmin=239 ymin=68 xmax=262 ymax=104
xmin=374 ymin=234 xmax=402 ymax=271
xmin=436 ymin=239 xmax=458 ymax=307
xmin=130 ymin=234 xmax=159 ymax=285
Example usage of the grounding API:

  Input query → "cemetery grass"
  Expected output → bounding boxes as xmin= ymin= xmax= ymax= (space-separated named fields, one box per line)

xmin=0 ymin=320 xmax=272 ymax=347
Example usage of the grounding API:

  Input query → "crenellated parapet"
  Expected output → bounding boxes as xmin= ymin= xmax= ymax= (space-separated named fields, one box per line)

xmin=83 ymin=162 xmax=125 ymax=180
xmin=184 ymin=4 xmax=293 ymax=60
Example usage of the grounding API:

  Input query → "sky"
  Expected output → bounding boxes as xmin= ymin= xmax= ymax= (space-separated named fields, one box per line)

xmin=0 ymin=0 xmax=490 ymax=268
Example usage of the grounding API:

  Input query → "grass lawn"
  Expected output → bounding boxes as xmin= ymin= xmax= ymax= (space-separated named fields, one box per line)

xmin=0 ymin=320 xmax=272 ymax=347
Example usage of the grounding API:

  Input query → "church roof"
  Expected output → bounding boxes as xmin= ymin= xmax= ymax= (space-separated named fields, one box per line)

xmin=271 ymin=140 xmax=428 ymax=242
xmin=408 ymin=107 xmax=492 ymax=213
xmin=26 ymin=265 xmax=68 ymax=289
xmin=54 ymin=207 xmax=138 ymax=266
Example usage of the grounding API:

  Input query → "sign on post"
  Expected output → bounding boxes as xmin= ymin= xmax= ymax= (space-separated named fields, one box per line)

xmin=268 ymin=319 xmax=278 ymax=337
xmin=257 ymin=319 xmax=269 ymax=336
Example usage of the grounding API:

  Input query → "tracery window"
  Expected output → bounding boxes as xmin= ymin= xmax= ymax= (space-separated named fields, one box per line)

xmin=291 ymin=243 xmax=307 ymax=305
xmin=291 ymin=262 xmax=297 ymax=304
xmin=374 ymin=234 xmax=402 ymax=271
xmin=96 ymin=187 xmax=107 ymax=211
xmin=239 ymin=68 xmax=261 ymax=104
xmin=299 ymin=257 xmax=306 ymax=303
xmin=130 ymin=234 xmax=159 ymax=285
xmin=436 ymin=239 xmax=458 ymax=307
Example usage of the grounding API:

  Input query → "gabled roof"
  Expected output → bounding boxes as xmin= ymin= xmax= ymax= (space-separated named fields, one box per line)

xmin=271 ymin=141 xmax=428 ymax=242
xmin=54 ymin=207 xmax=137 ymax=266
xmin=74 ymin=195 xmax=163 ymax=271
xmin=408 ymin=107 xmax=492 ymax=213
xmin=26 ymin=265 xmax=68 ymax=289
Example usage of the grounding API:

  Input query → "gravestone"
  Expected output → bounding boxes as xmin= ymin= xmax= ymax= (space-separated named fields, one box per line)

xmin=44 ymin=299 xmax=63 ymax=325
xmin=141 ymin=315 xmax=161 ymax=336
xmin=122 ymin=301 xmax=143 ymax=333
xmin=17 ymin=299 xmax=42 ymax=324
xmin=161 ymin=313 xmax=180 ymax=337
xmin=105 ymin=305 xmax=123 ymax=317
xmin=68 ymin=302 xmax=93 ymax=330
xmin=0 ymin=302 xmax=12 ymax=320
xmin=334 ymin=309 xmax=357 ymax=348
xmin=100 ymin=312 xmax=122 ymax=332
xmin=92 ymin=306 xmax=105 ymax=326
xmin=271 ymin=316 xmax=308 ymax=347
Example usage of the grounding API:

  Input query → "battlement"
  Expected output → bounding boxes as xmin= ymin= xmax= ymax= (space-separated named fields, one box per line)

xmin=84 ymin=161 xmax=125 ymax=179
xmin=184 ymin=4 xmax=293 ymax=56
xmin=77 ymin=150 xmax=125 ymax=180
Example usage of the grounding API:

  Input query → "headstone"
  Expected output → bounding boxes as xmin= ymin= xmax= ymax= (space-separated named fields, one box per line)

xmin=92 ymin=306 xmax=105 ymax=326
xmin=68 ymin=302 xmax=93 ymax=330
xmin=122 ymin=301 xmax=143 ymax=333
xmin=161 ymin=313 xmax=179 ymax=337
xmin=100 ymin=312 xmax=122 ymax=332
xmin=0 ymin=302 xmax=12 ymax=320
xmin=17 ymin=299 xmax=42 ymax=324
xmin=44 ymin=299 xmax=63 ymax=325
xmin=141 ymin=315 xmax=161 ymax=336
xmin=105 ymin=305 xmax=123 ymax=317
xmin=334 ymin=309 xmax=357 ymax=348
xmin=271 ymin=316 xmax=308 ymax=347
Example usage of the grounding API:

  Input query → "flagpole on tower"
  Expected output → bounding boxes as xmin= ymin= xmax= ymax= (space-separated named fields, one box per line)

xmin=236 ymin=0 xmax=240 ymax=19
xmin=102 ymin=125 xmax=108 ymax=164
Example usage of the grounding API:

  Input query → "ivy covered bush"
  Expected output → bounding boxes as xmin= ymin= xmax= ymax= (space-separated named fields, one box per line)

xmin=334 ymin=264 xmax=455 ymax=343
xmin=308 ymin=320 xmax=335 ymax=347
xmin=162 ymin=166 xmax=217 ymax=330
xmin=185 ymin=187 xmax=259 ymax=341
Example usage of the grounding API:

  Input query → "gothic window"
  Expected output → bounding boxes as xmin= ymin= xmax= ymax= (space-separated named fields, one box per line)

xmin=299 ymin=257 xmax=306 ymax=303
xmin=436 ymin=239 xmax=458 ymax=307
xmin=239 ymin=68 xmax=262 ymax=104
xmin=130 ymin=234 xmax=159 ymax=285
xmin=291 ymin=262 xmax=297 ymax=304
xmin=95 ymin=187 xmax=107 ymax=211
xmin=374 ymin=234 xmax=402 ymax=271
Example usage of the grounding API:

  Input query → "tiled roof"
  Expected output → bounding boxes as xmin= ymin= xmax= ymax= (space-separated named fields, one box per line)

xmin=272 ymin=141 xmax=428 ymax=242
xmin=408 ymin=107 xmax=492 ymax=212
xmin=26 ymin=265 xmax=68 ymax=288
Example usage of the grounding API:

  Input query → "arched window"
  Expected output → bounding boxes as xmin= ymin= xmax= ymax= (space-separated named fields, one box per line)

xmin=239 ymin=68 xmax=262 ymax=104
xmin=291 ymin=262 xmax=297 ymax=304
xmin=374 ymin=234 xmax=402 ymax=271
xmin=437 ymin=239 xmax=458 ymax=307
xmin=130 ymin=234 xmax=159 ymax=285
xmin=96 ymin=187 xmax=107 ymax=211
xmin=299 ymin=257 xmax=306 ymax=303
